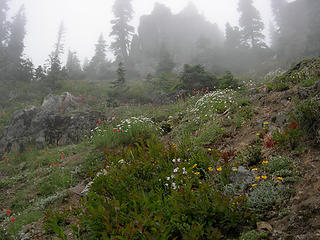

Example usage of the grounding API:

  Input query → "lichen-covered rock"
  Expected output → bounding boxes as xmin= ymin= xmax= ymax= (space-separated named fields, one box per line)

xmin=0 ymin=93 xmax=106 ymax=153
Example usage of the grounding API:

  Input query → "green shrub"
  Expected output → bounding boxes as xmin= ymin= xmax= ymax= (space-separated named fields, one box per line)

xmin=293 ymin=98 xmax=320 ymax=141
xmin=180 ymin=64 xmax=218 ymax=91
xmin=71 ymin=139 xmax=252 ymax=239
xmin=244 ymin=143 xmax=262 ymax=166
xmin=240 ymin=230 xmax=269 ymax=240
xmin=219 ymin=71 xmax=240 ymax=90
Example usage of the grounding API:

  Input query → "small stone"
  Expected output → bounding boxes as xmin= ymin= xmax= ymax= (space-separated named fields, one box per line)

xmin=257 ymin=221 xmax=273 ymax=232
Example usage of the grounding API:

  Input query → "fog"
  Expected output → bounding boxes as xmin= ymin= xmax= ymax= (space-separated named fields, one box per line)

xmin=8 ymin=0 xmax=273 ymax=65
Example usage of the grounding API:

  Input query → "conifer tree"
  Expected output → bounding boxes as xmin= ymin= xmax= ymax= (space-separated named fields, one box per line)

xmin=7 ymin=5 xmax=26 ymax=66
xmin=110 ymin=0 xmax=134 ymax=63
xmin=47 ymin=22 xmax=66 ymax=87
xmin=112 ymin=61 xmax=125 ymax=89
xmin=238 ymin=0 xmax=265 ymax=48
xmin=66 ymin=50 xmax=82 ymax=79
xmin=0 ymin=0 xmax=8 ymax=48
xmin=225 ymin=22 xmax=242 ymax=49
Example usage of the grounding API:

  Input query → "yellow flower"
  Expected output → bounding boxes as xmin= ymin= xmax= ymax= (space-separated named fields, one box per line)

xmin=261 ymin=176 xmax=267 ymax=180
xmin=208 ymin=167 xmax=214 ymax=172
xmin=208 ymin=148 xmax=212 ymax=152
xmin=255 ymin=176 xmax=261 ymax=180
xmin=232 ymin=168 xmax=238 ymax=172
xmin=217 ymin=167 xmax=222 ymax=172
xmin=252 ymin=184 xmax=257 ymax=187
xmin=194 ymin=172 xmax=200 ymax=175
xmin=192 ymin=164 xmax=198 ymax=169
xmin=263 ymin=122 xmax=269 ymax=125
xmin=262 ymin=161 xmax=269 ymax=165
xmin=277 ymin=177 xmax=284 ymax=181
xmin=256 ymin=133 xmax=260 ymax=136
xmin=251 ymin=168 xmax=258 ymax=171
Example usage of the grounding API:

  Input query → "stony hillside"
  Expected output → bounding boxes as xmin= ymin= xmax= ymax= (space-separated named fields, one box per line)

xmin=1 ymin=58 xmax=320 ymax=239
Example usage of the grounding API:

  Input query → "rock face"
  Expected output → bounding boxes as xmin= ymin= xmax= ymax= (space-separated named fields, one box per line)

xmin=0 ymin=92 xmax=106 ymax=153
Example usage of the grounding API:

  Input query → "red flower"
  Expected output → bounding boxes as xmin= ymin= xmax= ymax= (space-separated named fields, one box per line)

xmin=288 ymin=121 xmax=297 ymax=129
xmin=50 ymin=163 xmax=55 ymax=167
xmin=10 ymin=217 xmax=16 ymax=222
xmin=117 ymin=129 xmax=121 ymax=133
xmin=61 ymin=154 xmax=65 ymax=159
xmin=3 ymin=157 xmax=8 ymax=163
xmin=266 ymin=138 xmax=277 ymax=148
xmin=56 ymin=162 xmax=60 ymax=166
xmin=98 ymin=119 xmax=102 ymax=123
xmin=96 ymin=123 xmax=99 ymax=126
xmin=28 ymin=148 xmax=32 ymax=151
xmin=6 ymin=209 xmax=11 ymax=216
xmin=36 ymin=169 xmax=40 ymax=173
xmin=46 ymin=152 xmax=50 ymax=155
xmin=112 ymin=129 xmax=116 ymax=132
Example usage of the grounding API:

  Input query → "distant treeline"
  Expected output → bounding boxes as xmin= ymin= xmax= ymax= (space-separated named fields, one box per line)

xmin=0 ymin=0 xmax=319 ymax=86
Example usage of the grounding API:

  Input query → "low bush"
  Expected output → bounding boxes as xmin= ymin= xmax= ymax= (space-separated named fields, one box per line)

xmin=90 ymin=116 xmax=163 ymax=149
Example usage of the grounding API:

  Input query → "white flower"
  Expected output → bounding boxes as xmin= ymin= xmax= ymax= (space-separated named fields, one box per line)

xmin=172 ymin=159 xmax=176 ymax=163
xmin=177 ymin=158 xmax=181 ymax=162
xmin=172 ymin=182 xmax=177 ymax=190
xmin=165 ymin=183 xmax=169 ymax=187
xmin=173 ymin=167 xmax=179 ymax=173
xmin=166 ymin=177 xmax=170 ymax=181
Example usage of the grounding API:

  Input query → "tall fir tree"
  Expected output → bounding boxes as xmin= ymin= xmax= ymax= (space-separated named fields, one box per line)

xmin=47 ymin=22 xmax=66 ymax=87
xmin=110 ymin=0 xmax=134 ymax=63
xmin=7 ymin=5 xmax=26 ymax=66
xmin=225 ymin=22 xmax=242 ymax=49
xmin=156 ymin=44 xmax=175 ymax=75
xmin=112 ymin=61 xmax=125 ymax=89
xmin=66 ymin=50 xmax=82 ymax=79
xmin=0 ymin=0 xmax=8 ymax=48
xmin=238 ymin=0 xmax=265 ymax=48
xmin=0 ymin=0 xmax=9 ymax=81
xmin=87 ymin=34 xmax=107 ymax=79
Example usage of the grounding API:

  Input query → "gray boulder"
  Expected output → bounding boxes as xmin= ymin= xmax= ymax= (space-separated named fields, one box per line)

xmin=0 ymin=93 xmax=106 ymax=153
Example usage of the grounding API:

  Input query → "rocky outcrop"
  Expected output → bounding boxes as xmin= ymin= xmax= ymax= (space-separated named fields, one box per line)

xmin=0 ymin=92 xmax=106 ymax=153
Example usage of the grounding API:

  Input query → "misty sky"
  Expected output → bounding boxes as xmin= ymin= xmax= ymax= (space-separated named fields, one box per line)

xmin=8 ymin=0 xmax=276 ymax=66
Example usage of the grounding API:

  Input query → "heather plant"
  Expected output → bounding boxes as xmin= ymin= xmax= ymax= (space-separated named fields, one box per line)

xmin=90 ymin=116 xmax=163 ymax=149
